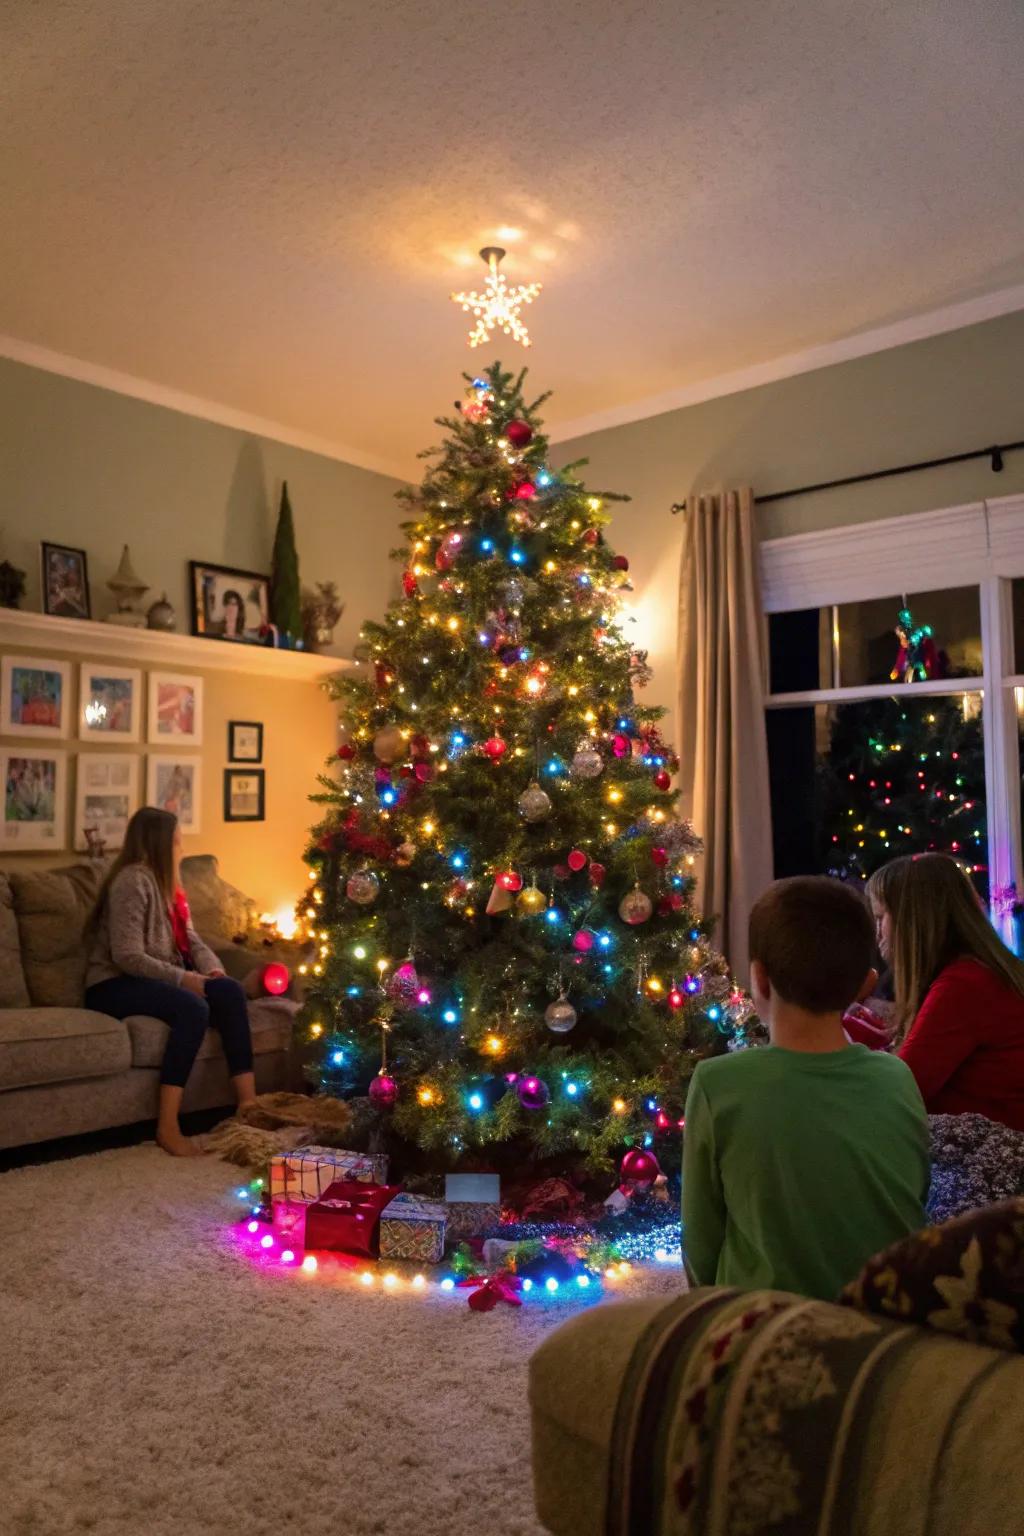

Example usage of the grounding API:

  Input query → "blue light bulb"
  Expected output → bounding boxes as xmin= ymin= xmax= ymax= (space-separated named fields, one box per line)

xmin=442 ymin=1008 xmax=458 ymax=1024
xmin=598 ymin=933 xmax=612 ymax=949
xmin=450 ymin=853 xmax=466 ymax=869
xmin=235 ymin=1187 xmax=248 ymax=1199
xmin=603 ymin=964 xmax=613 ymax=975
xmin=509 ymin=548 xmax=526 ymax=565
xmin=545 ymin=758 xmax=562 ymax=774
xmin=440 ymin=1277 xmax=455 ymax=1291
xmin=480 ymin=539 xmax=494 ymax=553
xmin=522 ymin=1278 xmax=533 ymax=1292
xmin=468 ymin=1092 xmax=483 ymax=1111
xmin=565 ymin=1081 xmax=578 ymax=1096
xmin=707 ymin=1005 xmax=722 ymax=1022
xmin=381 ymin=788 xmax=397 ymax=805
xmin=346 ymin=985 xmax=361 ymax=997
xmin=537 ymin=471 xmax=551 ymax=487
xmin=646 ymin=1098 xmax=657 ymax=1111
xmin=478 ymin=632 xmax=490 ymax=645
xmin=576 ymin=1274 xmax=591 ymax=1288
xmin=545 ymin=908 xmax=561 ymax=925
xmin=331 ymin=1050 xmax=345 ymax=1065
xmin=545 ymin=1277 xmax=559 ymax=1293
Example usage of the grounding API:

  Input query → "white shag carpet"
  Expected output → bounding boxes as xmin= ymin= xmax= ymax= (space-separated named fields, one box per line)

xmin=1 ymin=1145 xmax=683 ymax=1536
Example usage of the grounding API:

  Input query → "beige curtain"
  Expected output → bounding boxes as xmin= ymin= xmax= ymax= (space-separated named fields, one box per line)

xmin=677 ymin=487 xmax=773 ymax=983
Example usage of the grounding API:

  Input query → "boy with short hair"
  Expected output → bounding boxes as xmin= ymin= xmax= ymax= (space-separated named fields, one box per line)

xmin=682 ymin=877 xmax=929 ymax=1300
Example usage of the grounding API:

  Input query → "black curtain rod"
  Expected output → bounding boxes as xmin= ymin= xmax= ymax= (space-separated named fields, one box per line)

xmin=669 ymin=438 xmax=1024 ymax=514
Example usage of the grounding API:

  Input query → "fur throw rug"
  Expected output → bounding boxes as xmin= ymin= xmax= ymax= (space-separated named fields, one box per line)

xmin=207 ymin=1092 xmax=355 ymax=1170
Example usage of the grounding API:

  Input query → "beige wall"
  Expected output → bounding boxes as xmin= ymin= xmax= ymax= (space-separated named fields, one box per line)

xmin=556 ymin=310 xmax=1024 ymax=737
xmin=0 ymin=356 xmax=406 ymax=658
xmin=0 ymin=643 xmax=339 ymax=916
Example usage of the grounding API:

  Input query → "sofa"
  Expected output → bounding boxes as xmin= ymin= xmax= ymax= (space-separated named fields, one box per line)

xmin=530 ymin=1284 xmax=1024 ymax=1536
xmin=0 ymin=861 xmax=298 ymax=1151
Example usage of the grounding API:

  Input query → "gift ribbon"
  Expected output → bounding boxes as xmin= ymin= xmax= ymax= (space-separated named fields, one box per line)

xmin=457 ymin=1272 xmax=524 ymax=1311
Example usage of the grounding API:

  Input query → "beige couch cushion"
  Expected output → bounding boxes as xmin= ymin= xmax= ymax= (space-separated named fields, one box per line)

xmin=126 ymin=996 xmax=296 ymax=1069
xmin=0 ymin=873 xmax=30 ymax=1008
xmin=0 ymin=1007 xmax=131 ymax=1090
xmin=9 ymin=863 xmax=106 ymax=1008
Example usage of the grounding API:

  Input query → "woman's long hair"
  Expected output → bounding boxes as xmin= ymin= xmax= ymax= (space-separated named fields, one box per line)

xmin=88 ymin=806 xmax=178 ymax=932
xmin=867 ymin=854 xmax=1024 ymax=1039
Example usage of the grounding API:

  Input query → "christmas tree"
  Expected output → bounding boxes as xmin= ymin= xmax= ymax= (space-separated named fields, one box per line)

xmin=820 ymin=691 xmax=987 ymax=893
xmin=270 ymin=481 xmax=302 ymax=645
xmin=297 ymin=364 xmax=749 ymax=1180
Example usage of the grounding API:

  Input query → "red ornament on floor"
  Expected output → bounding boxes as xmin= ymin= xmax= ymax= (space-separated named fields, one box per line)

xmin=620 ymin=1147 xmax=660 ymax=1189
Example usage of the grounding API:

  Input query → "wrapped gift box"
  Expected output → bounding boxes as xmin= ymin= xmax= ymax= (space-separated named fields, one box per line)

xmin=272 ymin=1198 xmax=308 ymax=1247
xmin=379 ymin=1193 xmax=448 ymax=1264
xmin=269 ymin=1146 xmax=389 ymax=1206
xmin=304 ymin=1180 xmax=401 ymax=1256
xmin=445 ymin=1172 xmax=501 ymax=1238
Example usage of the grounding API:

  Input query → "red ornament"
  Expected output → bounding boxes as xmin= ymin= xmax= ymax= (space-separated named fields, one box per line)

xmin=567 ymin=848 xmax=588 ymax=872
xmin=582 ymin=528 xmax=600 ymax=547
xmin=513 ymin=480 xmax=536 ymax=501
xmin=613 ymin=555 xmax=630 ymax=571
xmin=553 ymin=864 xmax=571 ymax=881
xmin=589 ymin=862 xmax=607 ymax=887
xmin=369 ymin=1072 xmax=399 ymax=1110
xmin=409 ymin=733 xmax=431 ymax=759
xmin=261 ymin=963 xmax=290 ymax=996
xmin=572 ymin=929 xmax=595 ymax=953
xmin=484 ymin=736 xmax=507 ymax=760
xmin=651 ymin=847 xmax=668 ymax=867
xmin=653 ymin=770 xmax=671 ymax=791
xmin=668 ymin=986 xmax=684 ymax=1009
xmin=435 ymin=548 xmax=452 ymax=572
xmin=402 ymin=571 xmax=418 ymax=597
xmin=414 ymin=763 xmax=433 ymax=783
xmin=498 ymin=870 xmax=523 ymax=892
xmin=505 ymin=419 xmax=534 ymax=448
xmin=336 ymin=743 xmax=356 ymax=761
xmin=620 ymin=1147 xmax=661 ymax=1189
xmin=612 ymin=734 xmax=630 ymax=758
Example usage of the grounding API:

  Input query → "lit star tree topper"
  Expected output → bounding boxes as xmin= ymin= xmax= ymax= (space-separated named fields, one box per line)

xmin=450 ymin=246 xmax=542 ymax=349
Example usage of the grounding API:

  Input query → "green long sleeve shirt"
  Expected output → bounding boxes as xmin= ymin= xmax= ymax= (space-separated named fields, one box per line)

xmin=681 ymin=1044 xmax=930 ymax=1301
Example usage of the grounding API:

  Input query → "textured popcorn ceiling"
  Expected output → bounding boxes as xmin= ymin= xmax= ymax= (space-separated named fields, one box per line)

xmin=2 ymin=0 xmax=1023 ymax=475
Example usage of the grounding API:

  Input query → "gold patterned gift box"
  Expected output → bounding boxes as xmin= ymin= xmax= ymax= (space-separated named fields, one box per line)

xmin=444 ymin=1173 xmax=501 ymax=1238
xmin=269 ymin=1146 xmax=389 ymax=1206
xmin=378 ymin=1193 xmax=448 ymax=1264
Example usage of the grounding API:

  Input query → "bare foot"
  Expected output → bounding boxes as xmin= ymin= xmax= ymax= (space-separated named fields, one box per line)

xmin=157 ymin=1126 xmax=204 ymax=1158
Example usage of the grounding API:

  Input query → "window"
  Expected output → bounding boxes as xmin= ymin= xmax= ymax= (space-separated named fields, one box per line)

xmin=760 ymin=495 xmax=1024 ymax=947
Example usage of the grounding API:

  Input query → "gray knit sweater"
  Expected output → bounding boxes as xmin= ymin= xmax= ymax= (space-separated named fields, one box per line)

xmin=86 ymin=863 xmax=220 ymax=989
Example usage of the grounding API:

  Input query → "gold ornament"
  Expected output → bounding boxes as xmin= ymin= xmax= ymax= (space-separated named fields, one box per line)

xmin=516 ymin=882 xmax=546 ymax=915
xmin=373 ymin=724 xmax=405 ymax=764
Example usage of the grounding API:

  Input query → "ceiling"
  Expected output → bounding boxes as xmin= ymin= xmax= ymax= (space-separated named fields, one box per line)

xmin=3 ymin=0 xmax=1024 ymax=478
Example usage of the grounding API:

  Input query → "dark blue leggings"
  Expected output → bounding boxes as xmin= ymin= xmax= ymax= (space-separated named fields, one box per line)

xmin=85 ymin=974 xmax=254 ymax=1087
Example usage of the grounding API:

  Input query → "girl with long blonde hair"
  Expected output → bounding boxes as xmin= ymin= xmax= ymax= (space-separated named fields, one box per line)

xmin=866 ymin=854 xmax=1024 ymax=1129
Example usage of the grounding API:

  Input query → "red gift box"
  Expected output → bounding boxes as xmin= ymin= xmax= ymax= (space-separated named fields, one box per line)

xmin=303 ymin=1180 xmax=402 ymax=1257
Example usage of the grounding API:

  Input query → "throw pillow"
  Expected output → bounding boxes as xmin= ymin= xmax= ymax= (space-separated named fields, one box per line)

xmin=0 ymin=874 xmax=31 ymax=1008
xmin=840 ymin=1197 xmax=1024 ymax=1353
xmin=9 ymin=864 xmax=106 ymax=1008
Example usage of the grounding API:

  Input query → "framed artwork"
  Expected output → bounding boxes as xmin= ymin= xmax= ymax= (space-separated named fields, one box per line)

xmin=148 ymin=672 xmax=203 ymax=747
xmin=0 ymin=655 xmax=72 ymax=738
xmin=228 ymin=720 xmax=263 ymax=763
xmin=74 ymin=753 xmax=139 ymax=852
xmin=79 ymin=663 xmax=143 ymax=743
xmin=41 ymin=542 xmax=91 ymax=621
xmin=1 ymin=747 xmax=67 ymax=849
xmin=147 ymin=754 xmax=202 ymax=834
xmin=224 ymin=768 xmax=265 ymax=823
xmin=190 ymin=561 xmax=270 ymax=643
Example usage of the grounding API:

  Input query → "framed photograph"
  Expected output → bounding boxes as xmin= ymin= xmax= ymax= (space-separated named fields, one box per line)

xmin=224 ymin=768 xmax=265 ymax=823
xmin=190 ymin=561 xmax=270 ymax=643
xmin=1 ymin=748 xmax=67 ymax=849
xmin=74 ymin=753 xmax=139 ymax=852
xmin=41 ymin=542 xmax=91 ymax=621
xmin=147 ymin=754 xmax=202 ymax=834
xmin=148 ymin=672 xmax=203 ymax=747
xmin=228 ymin=720 xmax=263 ymax=763
xmin=79 ymin=663 xmax=142 ymax=742
xmin=1 ymin=655 xmax=72 ymax=738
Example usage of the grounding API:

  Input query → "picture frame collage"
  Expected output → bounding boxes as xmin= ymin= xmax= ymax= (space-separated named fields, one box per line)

xmin=0 ymin=654 xmax=267 ymax=853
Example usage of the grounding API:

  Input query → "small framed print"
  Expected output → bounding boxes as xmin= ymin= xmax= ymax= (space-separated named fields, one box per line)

xmin=190 ymin=561 xmax=270 ymax=643
xmin=74 ymin=753 xmax=139 ymax=852
xmin=148 ymin=672 xmax=203 ymax=747
xmin=1 ymin=747 xmax=67 ymax=849
xmin=147 ymin=754 xmax=202 ymax=834
xmin=79 ymin=663 xmax=142 ymax=742
xmin=224 ymin=768 xmax=265 ymax=823
xmin=41 ymin=542 xmax=91 ymax=621
xmin=1 ymin=655 xmax=72 ymax=739
xmin=228 ymin=720 xmax=263 ymax=763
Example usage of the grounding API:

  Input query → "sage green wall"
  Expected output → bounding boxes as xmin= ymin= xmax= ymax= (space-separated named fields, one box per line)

xmin=0 ymin=356 xmax=407 ymax=655
xmin=556 ymin=310 xmax=1024 ymax=734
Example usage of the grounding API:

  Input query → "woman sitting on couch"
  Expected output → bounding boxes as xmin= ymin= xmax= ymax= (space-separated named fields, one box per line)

xmin=867 ymin=853 xmax=1024 ymax=1131
xmin=85 ymin=807 xmax=255 ymax=1156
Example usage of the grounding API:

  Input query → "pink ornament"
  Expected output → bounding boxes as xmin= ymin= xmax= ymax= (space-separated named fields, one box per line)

xmin=387 ymin=959 xmax=420 ymax=1004
xmin=414 ymin=763 xmax=434 ymax=783
xmin=261 ymin=963 xmax=290 ymax=996
xmin=517 ymin=1076 xmax=550 ymax=1111
xmin=612 ymin=734 xmax=630 ymax=759
xmin=651 ymin=847 xmax=668 ymax=867
xmin=567 ymin=848 xmax=588 ymax=872
xmin=572 ymin=929 xmax=595 ymax=953
xmin=589 ymin=862 xmax=607 ymax=887
xmin=620 ymin=1147 xmax=661 ymax=1189
xmin=369 ymin=1072 xmax=399 ymax=1109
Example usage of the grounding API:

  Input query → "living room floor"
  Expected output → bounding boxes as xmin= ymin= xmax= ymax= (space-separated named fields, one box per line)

xmin=2 ymin=1145 xmax=681 ymax=1536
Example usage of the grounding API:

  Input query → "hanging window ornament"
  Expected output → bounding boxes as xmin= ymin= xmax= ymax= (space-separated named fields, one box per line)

xmin=619 ymin=883 xmax=653 ymax=925
xmin=544 ymin=993 xmax=578 ymax=1033
xmin=518 ymin=781 xmax=552 ymax=821
xmin=346 ymin=869 xmax=380 ymax=905
xmin=571 ymin=739 xmax=604 ymax=779
xmin=372 ymin=724 xmax=405 ymax=764
xmin=516 ymin=879 xmax=547 ymax=914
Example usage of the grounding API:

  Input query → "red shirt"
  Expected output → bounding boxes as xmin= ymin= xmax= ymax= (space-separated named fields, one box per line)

xmin=898 ymin=956 xmax=1024 ymax=1130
